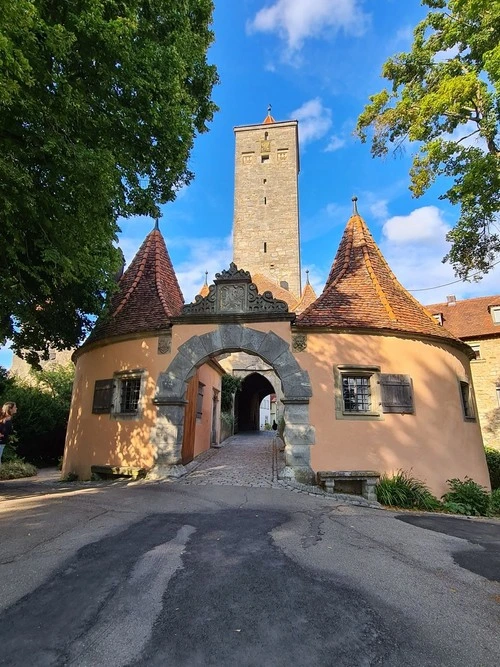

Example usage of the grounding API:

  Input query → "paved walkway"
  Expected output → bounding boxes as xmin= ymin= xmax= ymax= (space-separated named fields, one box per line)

xmin=179 ymin=432 xmax=282 ymax=488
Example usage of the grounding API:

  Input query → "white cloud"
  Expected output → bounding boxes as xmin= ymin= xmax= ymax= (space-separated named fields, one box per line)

xmin=291 ymin=98 xmax=332 ymax=145
xmin=168 ymin=235 xmax=233 ymax=302
xmin=248 ymin=0 xmax=369 ymax=52
xmin=382 ymin=206 xmax=450 ymax=244
xmin=324 ymin=135 xmax=346 ymax=152
xmin=369 ymin=199 xmax=389 ymax=220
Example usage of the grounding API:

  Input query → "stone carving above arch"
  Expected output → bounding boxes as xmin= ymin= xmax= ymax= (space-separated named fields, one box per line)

xmin=179 ymin=263 xmax=293 ymax=322
xmin=150 ymin=324 xmax=314 ymax=483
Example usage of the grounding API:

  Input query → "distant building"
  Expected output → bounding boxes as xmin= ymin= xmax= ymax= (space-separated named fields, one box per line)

xmin=426 ymin=295 xmax=500 ymax=449
xmin=10 ymin=349 xmax=73 ymax=382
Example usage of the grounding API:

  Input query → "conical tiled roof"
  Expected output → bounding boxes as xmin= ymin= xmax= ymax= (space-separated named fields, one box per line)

xmin=198 ymin=272 xmax=210 ymax=298
xmin=88 ymin=226 xmax=184 ymax=344
xmin=292 ymin=272 xmax=317 ymax=314
xmin=297 ymin=213 xmax=462 ymax=344
xmin=251 ymin=273 xmax=298 ymax=308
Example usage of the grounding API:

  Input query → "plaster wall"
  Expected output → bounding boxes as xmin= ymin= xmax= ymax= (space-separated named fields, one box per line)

xmin=193 ymin=363 xmax=222 ymax=457
xmin=63 ymin=332 xmax=222 ymax=479
xmin=296 ymin=331 xmax=490 ymax=496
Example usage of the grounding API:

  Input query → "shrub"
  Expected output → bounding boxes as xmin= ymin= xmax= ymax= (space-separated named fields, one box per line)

xmin=376 ymin=470 xmax=441 ymax=510
xmin=442 ymin=477 xmax=490 ymax=516
xmin=221 ymin=375 xmax=242 ymax=412
xmin=485 ymin=448 xmax=500 ymax=490
xmin=490 ymin=489 xmax=500 ymax=516
xmin=0 ymin=460 xmax=38 ymax=480
xmin=0 ymin=363 xmax=74 ymax=466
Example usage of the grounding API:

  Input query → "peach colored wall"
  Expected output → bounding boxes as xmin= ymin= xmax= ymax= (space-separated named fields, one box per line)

xmin=296 ymin=332 xmax=490 ymax=496
xmin=193 ymin=364 xmax=222 ymax=457
xmin=63 ymin=332 xmax=222 ymax=479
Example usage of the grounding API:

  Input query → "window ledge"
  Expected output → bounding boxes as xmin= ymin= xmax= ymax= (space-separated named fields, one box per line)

xmin=338 ymin=411 xmax=383 ymax=421
xmin=111 ymin=412 xmax=141 ymax=421
xmin=471 ymin=359 xmax=486 ymax=363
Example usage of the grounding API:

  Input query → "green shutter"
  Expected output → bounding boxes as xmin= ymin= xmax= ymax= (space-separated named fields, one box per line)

xmin=380 ymin=374 xmax=414 ymax=414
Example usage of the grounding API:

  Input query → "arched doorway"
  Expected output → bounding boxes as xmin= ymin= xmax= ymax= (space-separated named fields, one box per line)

xmin=235 ymin=372 xmax=275 ymax=432
xmin=152 ymin=324 xmax=315 ymax=483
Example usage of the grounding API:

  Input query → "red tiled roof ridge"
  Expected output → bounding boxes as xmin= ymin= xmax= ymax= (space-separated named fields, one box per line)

xmin=292 ymin=281 xmax=317 ymax=313
xmin=297 ymin=212 xmax=461 ymax=345
xmin=113 ymin=229 xmax=183 ymax=319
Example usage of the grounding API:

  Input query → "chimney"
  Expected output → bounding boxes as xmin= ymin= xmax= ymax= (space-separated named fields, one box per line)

xmin=446 ymin=295 xmax=456 ymax=306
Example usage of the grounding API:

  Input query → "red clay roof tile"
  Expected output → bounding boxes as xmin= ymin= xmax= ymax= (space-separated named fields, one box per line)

xmin=425 ymin=295 xmax=500 ymax=339
xmin=297 ymin=213 xmax=461 ymax=344
xmin=88 ymin=228 xmax=184 ymax=343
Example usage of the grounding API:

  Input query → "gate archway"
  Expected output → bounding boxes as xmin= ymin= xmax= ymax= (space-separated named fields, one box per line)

xmin=236 ymin=372 xmax=275 ymax=432
xmin=151 ymin=324 xmax=314 ymax=482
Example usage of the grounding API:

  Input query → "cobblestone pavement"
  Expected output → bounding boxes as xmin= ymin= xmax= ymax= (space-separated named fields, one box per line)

xmin=179 ymin=432 xmax=282 ymax=488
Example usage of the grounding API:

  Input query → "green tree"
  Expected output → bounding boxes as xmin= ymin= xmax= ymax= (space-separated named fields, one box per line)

xmin=356 ymin=0 xmax=500 ymax=279
xmin=0 ymin=0 xmax=218 ymax=363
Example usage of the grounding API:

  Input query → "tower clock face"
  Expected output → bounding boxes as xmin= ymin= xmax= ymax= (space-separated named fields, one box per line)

xmin=260 ymin=140 xmax=271 ymax=153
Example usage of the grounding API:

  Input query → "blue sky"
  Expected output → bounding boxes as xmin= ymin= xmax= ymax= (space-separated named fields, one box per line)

xmin=2 ymin=0 xmax=499 ymax=369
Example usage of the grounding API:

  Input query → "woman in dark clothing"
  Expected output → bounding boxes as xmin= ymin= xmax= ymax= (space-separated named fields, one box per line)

xmin=0 ymin=402 xmax=17 ymax=446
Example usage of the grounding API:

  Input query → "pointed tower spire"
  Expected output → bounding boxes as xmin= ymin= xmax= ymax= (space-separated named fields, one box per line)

xmin=297 ymin=210 xmax=461 ymax=343
xmin=198 ymin=271 xmax=210 ymax=298
xmin=87 ymin=225 xmax=184 ymax=344
xmin=352 ymin=196 xmax=359 ymax=215
xmin=263 ymin=103 xmax=276 ymax=124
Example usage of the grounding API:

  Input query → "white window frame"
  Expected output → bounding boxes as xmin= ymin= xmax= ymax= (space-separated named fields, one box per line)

xmin=469 ymin=343 xmax=481 ymax=360
xmin=490 ymin=306 xmax=500 ymax=324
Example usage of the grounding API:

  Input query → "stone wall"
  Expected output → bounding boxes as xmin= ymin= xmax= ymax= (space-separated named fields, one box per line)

xmin=233 ymin=121 xmax=301 ymax=298
xmin=469 ymin=337 xmax=500 ymax=449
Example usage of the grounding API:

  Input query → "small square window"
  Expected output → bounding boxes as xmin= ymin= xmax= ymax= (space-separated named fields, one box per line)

xmin=342 ymin=375 xmax=371 ymax=412
xmin=469 ymin=343 xmax=481 ymax=360
xmin=459 ymin=380 xmax=475 ymax=419
xmin=120 ymin=377 xmax=141 ymax=414
xmin=432 ymin=313 xmax=443 ymax=326
xmin=261 ymin=154 xmax=269 ymax=163
xmin=496 ymin=385 xmax=500 ymax=408
xmin=490 ymin=306 xmax=500 ymax=324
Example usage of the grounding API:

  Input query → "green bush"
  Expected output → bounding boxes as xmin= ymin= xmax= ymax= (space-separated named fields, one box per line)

xmin=376 ymin=470 xmax=441 ymax=510
xmin=442 ymin=477 xmax=490 ymax=516
xmin=0 ymin=363 xmax=74 ymax=466
xmin=0 ymin=460 xmax=38 ymax=480
xmin=221 ymin=374 xmax=242 ymax=412
xmin=490 ymin=489 xmax=500 ymax=516
xmin=485 ymin=448 xmax=500 ymax=490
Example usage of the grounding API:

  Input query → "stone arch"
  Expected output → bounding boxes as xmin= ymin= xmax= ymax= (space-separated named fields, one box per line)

xmin=236 ymin=372 xmax=276 ymax=432
xmin=151 ymin=324 xmax=314 ymax=482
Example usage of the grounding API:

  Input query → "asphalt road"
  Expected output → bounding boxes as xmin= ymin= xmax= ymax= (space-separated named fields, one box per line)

xmin=0 ymin=476 xmax=499 ymax=666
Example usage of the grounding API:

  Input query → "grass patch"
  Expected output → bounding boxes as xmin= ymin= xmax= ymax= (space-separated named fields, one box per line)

xmin=376 ymin=470 xmax=441 ymax=510
xmin=0 ymin=460 xmax=38 ymax=480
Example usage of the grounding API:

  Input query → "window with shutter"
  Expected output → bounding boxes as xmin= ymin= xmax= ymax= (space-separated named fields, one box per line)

xmin=380 ymin=374 xmax=414 ymax=414
xmin=459 ymin=380 xmax=475 ymax=419
xmin=92 ymin=379 xmax=114 ymax=414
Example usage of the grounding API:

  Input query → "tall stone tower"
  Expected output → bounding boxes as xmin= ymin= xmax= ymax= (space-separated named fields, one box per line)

xmin=233 ymin=108 xmax=301 ymax=298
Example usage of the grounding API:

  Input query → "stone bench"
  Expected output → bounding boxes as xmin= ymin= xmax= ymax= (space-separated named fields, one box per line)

xmin=91 ymin=465 xmax=147 ymax=480
xmin=317 ymin=470 xmax=380 ymax=502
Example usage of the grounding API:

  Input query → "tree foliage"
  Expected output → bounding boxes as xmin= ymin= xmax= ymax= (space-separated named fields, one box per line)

xmin=0 ymin=362 xmax=75 ymax=464
xmin=356 ymin=0 xmax=500 ymax=279
xmin=0 ymin=1 xmax=218 ymax=362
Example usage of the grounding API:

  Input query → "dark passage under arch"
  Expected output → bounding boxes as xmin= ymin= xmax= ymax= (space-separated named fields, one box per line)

xmin=235 ymin=372 xmax=275 ymax=432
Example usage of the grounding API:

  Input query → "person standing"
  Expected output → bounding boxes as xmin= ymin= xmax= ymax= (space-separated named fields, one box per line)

xmin=0 ymin=402 xmax=17 ymax=462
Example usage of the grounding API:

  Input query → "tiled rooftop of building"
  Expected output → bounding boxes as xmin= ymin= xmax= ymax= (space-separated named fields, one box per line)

xmin=425 ymin=295 xmax=500 ymax=339
xmin=297 ymin=211 xmax=463 ymax=346
xmin=88 ymin=226 xmax=184 ymax=344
